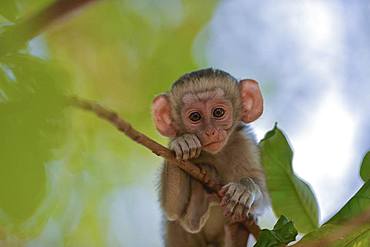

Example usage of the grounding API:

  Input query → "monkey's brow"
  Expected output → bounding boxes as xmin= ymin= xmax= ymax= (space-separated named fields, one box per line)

xmin=182 ymin=88 xmax=225 ymax=104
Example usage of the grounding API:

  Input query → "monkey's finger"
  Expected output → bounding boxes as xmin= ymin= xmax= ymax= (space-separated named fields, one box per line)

xmin=231 ymin=214 xmax=242 ymax=223
xmin=192 ymin=135 xmax=202 ymax=157
xmin=219 ymin=183 xmax=231 ymax=196
xmin=184 ymin=135 xmax=197 ymax=159
xmin=233 ymin=204 xmax=245 ymax=220
xmin=232 ymin=210 xmax=248 ymax=223
xmin=171 ymin=143 xmax=183 ymax=160
xmin=238 ymin=192 xmax=252 ymax=217
xmin=225 ymin=184 xmax=237 ymax=198
xmin=228 ymin=189 xmax=244 ymax=218
xmin=239 ymin=192 xmax=251 ymax=207
xmin=192 ymin=134 xmax=202 ymax=147
xmin=231 ymin=188 xmax=244 ymax=204
xmin=244 ymin=193 xmax=255 ymax=217
xmin=192 ymin=134 xmax=202 ymax=148
xmin=178 ymin=139 xmax=190 ymax=160
xmin=224 ymin=200 xmax=238 ymax=217
xmin=220 ymin=194 xmax=231 ymax=207
xmin=245 ymin=193 xmax=255 ymax=208
xmin=244 ymin=206 xmax=251 ymax=218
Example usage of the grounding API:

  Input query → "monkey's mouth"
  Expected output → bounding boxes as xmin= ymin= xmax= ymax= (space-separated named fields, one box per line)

xmin=204 ymin=140 xmax=223 ymax=146
xmin=203 ymin=140 xmax=225 ymax=153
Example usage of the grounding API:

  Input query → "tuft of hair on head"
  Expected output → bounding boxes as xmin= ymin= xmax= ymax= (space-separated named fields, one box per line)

xmin=169 ymin=68 xmax=242 ymax=122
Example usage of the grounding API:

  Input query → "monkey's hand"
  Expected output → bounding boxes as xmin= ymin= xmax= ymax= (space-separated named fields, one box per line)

xmin=219 ymin=178 xmax=262 ymax=222
xmin=170 ymin=134 xmax=202 ymax=160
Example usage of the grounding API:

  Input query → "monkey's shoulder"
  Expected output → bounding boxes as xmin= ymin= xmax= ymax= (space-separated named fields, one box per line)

xmin=224 ymin=124 xmax=259 ymax=153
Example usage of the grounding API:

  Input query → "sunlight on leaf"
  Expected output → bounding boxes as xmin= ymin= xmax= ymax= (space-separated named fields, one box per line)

xmin=326 ymin=182 xmax=370 ymax=225
xmin=259 ymin=124 xmax=319 ymax=233
xmin=299 ymin=181 xmax=370 ymax=247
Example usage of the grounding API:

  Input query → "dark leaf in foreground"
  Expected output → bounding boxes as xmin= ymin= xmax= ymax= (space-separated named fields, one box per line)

xmin=254 ymin=215 xmax=298 ymax=247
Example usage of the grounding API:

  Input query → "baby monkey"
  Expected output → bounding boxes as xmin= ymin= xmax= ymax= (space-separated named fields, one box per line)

xmin=152 ymin=68 xmax=268 ymax=247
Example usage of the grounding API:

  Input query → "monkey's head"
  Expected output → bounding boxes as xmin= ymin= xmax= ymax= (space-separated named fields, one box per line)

xmin=152 ymin=68 xmax=263 ymax=154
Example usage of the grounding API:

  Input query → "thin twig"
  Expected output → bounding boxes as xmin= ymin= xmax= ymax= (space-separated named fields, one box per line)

xmin=0 ymin=0 xmax=99 ymax=57
xmin=70 ymin=96 xmax=260 ymax=239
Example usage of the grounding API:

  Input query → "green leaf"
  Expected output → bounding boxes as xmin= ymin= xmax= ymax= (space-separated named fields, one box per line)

xmin=360 ymin=151 xmax=370 ymax=182
xmin=259 ymin=124 xmax=319 ymax=233
xmin=300 ymin=223 xmax=370 ymax=247
xmin=299 ymin=181 xmax=370 ymax=247
xmin=326 ymin=181 xmax=370 ymax=225
xmin=0 ymin=0 xmax=18 ymax=22
xmin=0 ymin=54 xmax=69 ymax=223
xmin=254 ymin=215 xmax=298 ymax=247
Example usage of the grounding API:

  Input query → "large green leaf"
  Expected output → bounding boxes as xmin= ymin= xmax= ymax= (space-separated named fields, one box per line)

xmin=301 ymin=223 xmax=370 ymax=247
xmin=259 ymin=124 xmax=319 ymax=233
xmin=299 ymin=181 xmax=370 ymax=246
xmin=360 ymin=151 xmax=370 ymax=182
xmin=0 ymin=54 xmax=68 ymax=223
xmin=326 ymin=181 xmax=370 ymax=225
xmin=254 ymin=215 xmax=298 ymax=247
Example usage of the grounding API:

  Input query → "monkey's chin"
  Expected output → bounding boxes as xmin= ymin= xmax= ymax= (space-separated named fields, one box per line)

xmin=203 ymin=141 xmax=225 ymax=154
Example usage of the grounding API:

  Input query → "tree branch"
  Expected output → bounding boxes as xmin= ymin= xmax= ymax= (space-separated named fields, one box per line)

xmin=292 ymin=208 xmax=370 ymax=247
xmin=0 ymin=0 xmax=99 ymax=57
xmin=70 ymin=96 xmax=261 ymax=239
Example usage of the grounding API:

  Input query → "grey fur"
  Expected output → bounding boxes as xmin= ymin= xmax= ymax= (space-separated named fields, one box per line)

xmin=157 ymin=69 xmax=268 ymax=247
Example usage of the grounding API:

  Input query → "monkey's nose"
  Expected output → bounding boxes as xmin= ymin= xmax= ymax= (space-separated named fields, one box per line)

xmin=205 ymin=129 xmax=217 ymax=137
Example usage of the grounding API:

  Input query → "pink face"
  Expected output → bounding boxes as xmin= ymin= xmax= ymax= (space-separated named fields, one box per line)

xmin=181 ymin=88 xmax=234 ymax=154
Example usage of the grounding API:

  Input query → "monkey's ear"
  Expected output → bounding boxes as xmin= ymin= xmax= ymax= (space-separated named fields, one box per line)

xmin=152 ymin=94 xmax=177 ymax=137
xmin=239 ymin=79 xmax=263 ymax=123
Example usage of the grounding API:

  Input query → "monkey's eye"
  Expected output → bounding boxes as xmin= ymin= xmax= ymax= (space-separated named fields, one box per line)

xmin=213 ymin=108 xmax=225 ymax=118
xmin=189 ymin=112 xmax=202 ymax=122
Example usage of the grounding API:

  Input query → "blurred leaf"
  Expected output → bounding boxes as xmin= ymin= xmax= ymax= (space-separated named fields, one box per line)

xmin=0 ymin=54 xmax=69 ymax=224
xmin=259 ymin=124 xmax=319 ymax=233
xmin=0 ymin=0 xmax=53 ymax=22
xmin=360 ymin=151 xmax=370 ymax=182
xmin=46 ymin=0 xmax=218 ymax=164
xmin=299 ymin=181 xmax=370 ymax=247
xmin=0 ymin=0 xmax=18 ymax=22
xmin=2 ymin=0 xmax=219 ymax=244
xmin=254 ymin=215 xmax=297 ymax=247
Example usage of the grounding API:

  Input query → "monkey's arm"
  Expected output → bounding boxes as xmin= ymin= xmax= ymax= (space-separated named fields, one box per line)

xmin=160 ymin=162 xmax=191 ymax=221
xmin=161 ymin=134 xmax=202 ymax=221
xmin=179 ymin=164 xmax=218 ymax=233
xmin=179 ymin=179 xmax=211 ymax=233
xmin=219 ymin=136 xmax=268 ymax=222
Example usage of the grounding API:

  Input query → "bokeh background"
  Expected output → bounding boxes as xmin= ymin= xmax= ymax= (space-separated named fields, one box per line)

xmin=0 ymin=0 xmax=369 ymax=246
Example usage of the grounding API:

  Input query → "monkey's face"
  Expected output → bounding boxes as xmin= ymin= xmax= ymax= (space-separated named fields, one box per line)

xmin=152 ymin=70 xmax=263 ymax=152
xmin=180 ymin=88 xmax=234 ymax=154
